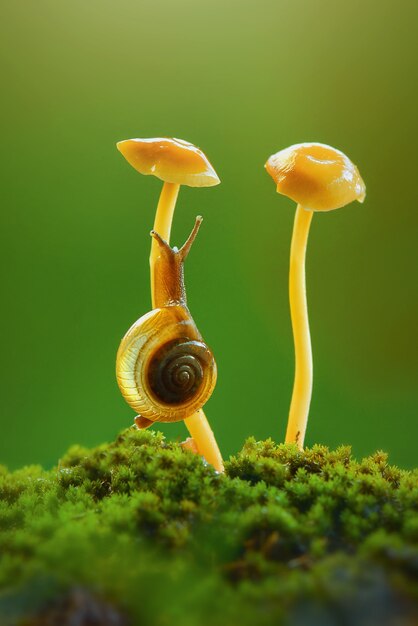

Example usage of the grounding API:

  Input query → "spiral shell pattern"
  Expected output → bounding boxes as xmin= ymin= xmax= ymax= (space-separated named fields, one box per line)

xmin=116 ymin=305 xmax=217 ymax=423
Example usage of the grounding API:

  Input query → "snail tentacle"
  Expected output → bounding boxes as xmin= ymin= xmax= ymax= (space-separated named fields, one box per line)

xmin=179 ymin=215 xmax=203 ymax=260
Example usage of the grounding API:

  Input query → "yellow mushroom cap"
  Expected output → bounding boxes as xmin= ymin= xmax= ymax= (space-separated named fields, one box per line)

xmin=116 ymin=137 xmax=220 ymax=187
xmin=265 ymin=143 xmax=366 ymax=211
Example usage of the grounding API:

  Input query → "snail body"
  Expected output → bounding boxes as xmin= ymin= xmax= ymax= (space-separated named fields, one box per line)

xmin=116 ymin=217 xmax=217 ymax=427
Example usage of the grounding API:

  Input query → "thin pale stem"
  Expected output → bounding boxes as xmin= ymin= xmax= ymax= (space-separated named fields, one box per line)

xmin=184 ymin=409 xmax=224 ymax=472
xmin=285 ymin=204 xmax=313 ymax=449
xmin=150 ymin=182 xmax=180 ymax=308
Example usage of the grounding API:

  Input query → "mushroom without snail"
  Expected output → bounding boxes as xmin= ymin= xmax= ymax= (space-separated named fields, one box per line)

xmin=117 ymin=137 xmax=223 ymax=471
xmin=265 ymin=142 xmax=366 ymax=449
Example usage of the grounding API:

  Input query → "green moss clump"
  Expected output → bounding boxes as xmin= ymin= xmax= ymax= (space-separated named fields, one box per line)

xmin=1 ymin=429 xmax=418 ymax=625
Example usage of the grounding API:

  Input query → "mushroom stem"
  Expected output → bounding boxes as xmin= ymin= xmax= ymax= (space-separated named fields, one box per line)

xmin=150 ymin=182 xmax=180 ymax=307
xmin=184 ymin=409 xmax=224 ymax=472
xmin=285 ymin=204 xmax=313 ymax=449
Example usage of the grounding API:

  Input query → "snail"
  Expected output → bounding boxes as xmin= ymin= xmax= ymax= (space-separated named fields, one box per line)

xmin=116 ymin=216 xmax=217 ymax=430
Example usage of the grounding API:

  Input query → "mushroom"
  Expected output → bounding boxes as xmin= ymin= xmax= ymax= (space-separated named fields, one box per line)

xmin=117 ymin=137 xmax=220 ymax=306
xmin=117 ymin=137 xmax=223 ymax=470
xmin=265 ymin=142 xmax=366 ymax=449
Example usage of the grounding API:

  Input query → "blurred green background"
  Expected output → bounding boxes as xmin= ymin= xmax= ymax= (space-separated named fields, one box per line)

xmin=1 ymin=0 xmax=417 ymax=469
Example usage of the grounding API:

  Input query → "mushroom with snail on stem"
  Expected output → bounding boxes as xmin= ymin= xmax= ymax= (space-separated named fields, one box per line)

xmin=265 ymin=142 xmax=366 ymax=449
xmin=116 ymin=137 xmax=220 ymax=301
xmin=116 ymin=137 xmax=223 ymax=471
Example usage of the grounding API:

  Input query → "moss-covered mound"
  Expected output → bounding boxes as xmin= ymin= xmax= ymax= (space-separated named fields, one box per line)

xmin=1 ymin=429 xmax=418 ymax=626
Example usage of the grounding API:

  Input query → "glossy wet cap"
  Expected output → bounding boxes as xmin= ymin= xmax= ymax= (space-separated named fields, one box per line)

xmin=117 ymin=137 xmax=220 ymax=187
xmin=265 ymin=143 xmax=365 ymax=211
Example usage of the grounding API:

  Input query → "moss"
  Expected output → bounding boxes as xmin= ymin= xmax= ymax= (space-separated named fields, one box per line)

xmin=0 ymin=428 xmax=418 ymax=625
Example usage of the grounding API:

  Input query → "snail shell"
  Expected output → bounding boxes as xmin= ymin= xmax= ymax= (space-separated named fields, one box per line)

xmin=116 ymin=305 xmax=217 ymax=422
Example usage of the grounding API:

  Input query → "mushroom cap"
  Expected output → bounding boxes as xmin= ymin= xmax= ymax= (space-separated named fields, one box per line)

xmin=265 ymin=143 xmax=366 ymax=211
xmin=117 ymin=137 xmax=220 ymax=187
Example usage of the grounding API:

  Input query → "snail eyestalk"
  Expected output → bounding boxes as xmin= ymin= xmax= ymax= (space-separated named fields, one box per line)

xmin=265 ymin=142 xmax=366 ymax=449
xmin=179 ymin=215 xmax=203 ymax=260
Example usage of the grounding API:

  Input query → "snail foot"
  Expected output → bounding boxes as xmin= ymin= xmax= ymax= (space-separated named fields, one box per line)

xmin=134 ymin=416 xmax=154 ymax=430
xmin=181 ymin=437 xmax=199 ymax=455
